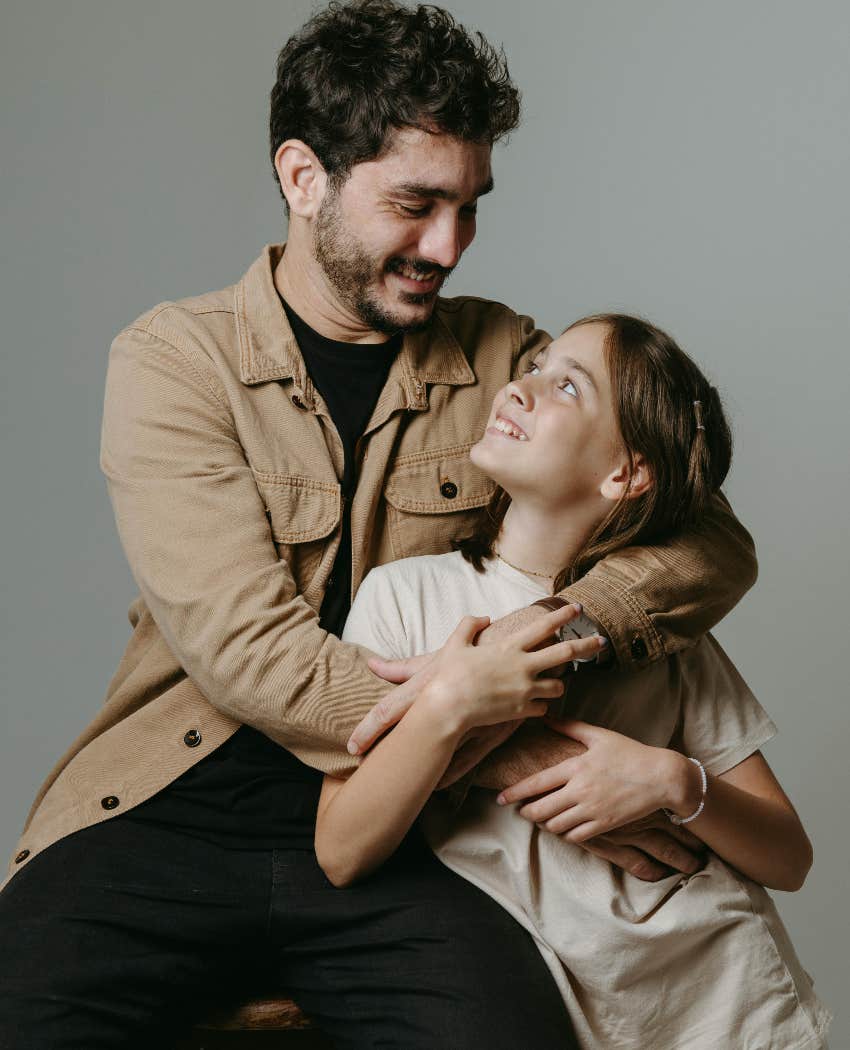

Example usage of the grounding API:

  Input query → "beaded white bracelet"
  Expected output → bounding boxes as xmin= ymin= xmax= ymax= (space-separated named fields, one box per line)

xmin=664 ymin=757 xmax=707 ymax=826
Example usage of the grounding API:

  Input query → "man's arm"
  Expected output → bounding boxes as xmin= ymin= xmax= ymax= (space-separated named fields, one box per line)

xmin=101 ymin=320 xmax=388 ymax=776
xmin=562 ymin=495 xmax=757 ymax=668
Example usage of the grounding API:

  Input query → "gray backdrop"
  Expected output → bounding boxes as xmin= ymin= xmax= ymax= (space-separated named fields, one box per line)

xmin=2 ymin=0 xmax=847 ymax=1040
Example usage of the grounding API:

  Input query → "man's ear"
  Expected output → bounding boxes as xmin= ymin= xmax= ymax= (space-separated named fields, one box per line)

xmin=600 ymin=453 xmax=653 ymax=501
xmin=274 ymin=139 xmax=328 ymax=219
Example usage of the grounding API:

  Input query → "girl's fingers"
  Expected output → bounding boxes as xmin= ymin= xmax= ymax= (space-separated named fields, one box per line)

xmin=515 ymin=604 xmax=582 ymax=649
xmin=521 ymin=700 xmax=551 ymax=720
xmin=448 ymin=614 xmax=491 ymax=646
xmin=367 ymin=652 xmax=431 ymax=683
xmin=518 ymin=785 xmax=576 ymax=824
xmin=542 ymin=717 xmax=603 ymax=746
xmin=527 ymin=633 xmax=605 ymax=674
xmin=497 ymin=759 xmax=575 ymax=805
xmin=531 ymin=678 xmax=565 ymax=701
xmin=562 ymin=820 xmax=602 ymax=843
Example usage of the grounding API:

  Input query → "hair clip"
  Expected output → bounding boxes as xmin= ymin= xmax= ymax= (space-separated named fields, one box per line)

xmin=693 ymin=400 xmax=705 ymax=431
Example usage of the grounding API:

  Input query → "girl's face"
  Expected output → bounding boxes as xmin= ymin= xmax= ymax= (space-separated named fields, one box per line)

xmin=470 ymin=321 xmax=627 ymax=514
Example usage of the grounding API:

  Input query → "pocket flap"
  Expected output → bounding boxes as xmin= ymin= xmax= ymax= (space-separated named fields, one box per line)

xmin=253 ymin=472 xmax=341 ymax=543
xmin=385 ymin=448 xmax=496 ymax=514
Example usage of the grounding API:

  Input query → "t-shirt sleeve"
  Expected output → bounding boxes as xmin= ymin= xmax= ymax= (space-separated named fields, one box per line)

xmin=676 ymin=634 xmax=778 ymax=775
xmin=341 ymin=565 xmax=412 ymax=660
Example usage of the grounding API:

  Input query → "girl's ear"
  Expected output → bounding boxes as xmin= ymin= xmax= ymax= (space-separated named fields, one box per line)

xmin=600 ymin=453 xmax=653 ymax=501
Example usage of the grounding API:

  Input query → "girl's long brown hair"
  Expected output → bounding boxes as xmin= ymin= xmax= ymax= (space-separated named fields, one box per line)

xmin=455 ymin=313 xmax=732 ymax=590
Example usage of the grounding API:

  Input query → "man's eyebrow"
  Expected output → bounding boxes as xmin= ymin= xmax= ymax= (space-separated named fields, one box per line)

xmin=392 ymin=175 xmax=495 ymax=202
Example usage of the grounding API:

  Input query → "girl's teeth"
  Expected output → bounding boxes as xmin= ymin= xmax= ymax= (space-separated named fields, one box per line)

xmin=495 ymin=419 xmax=527 ymax=440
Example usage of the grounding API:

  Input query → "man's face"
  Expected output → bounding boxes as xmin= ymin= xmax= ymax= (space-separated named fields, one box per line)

xmin=313 ymin=128 xmax=493 ymax=333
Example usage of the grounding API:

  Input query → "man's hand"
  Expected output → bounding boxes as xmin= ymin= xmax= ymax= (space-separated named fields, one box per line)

xmin=495 ymin=718 xmax=707 ymax=881
xmin=577 ymin=814 xmax=706 ymax=881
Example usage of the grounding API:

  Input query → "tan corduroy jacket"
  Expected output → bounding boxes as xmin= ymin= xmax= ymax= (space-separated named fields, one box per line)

xmin=6 ymin=245 xmax=757 ymax=883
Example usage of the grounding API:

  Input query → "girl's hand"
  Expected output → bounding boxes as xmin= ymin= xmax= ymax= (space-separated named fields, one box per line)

xmin=496 ymin=717 xmax=692 ymax=842
xmin=421 ymin=607 xmax=606 ymax=736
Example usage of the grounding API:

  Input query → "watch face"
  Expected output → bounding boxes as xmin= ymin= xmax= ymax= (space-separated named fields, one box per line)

xmin=560 ymin=612 xmax=602 ymax=662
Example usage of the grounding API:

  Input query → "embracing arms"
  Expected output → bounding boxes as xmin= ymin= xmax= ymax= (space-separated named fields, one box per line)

xmin=315 ymin=609 xmax=604 ymax=887
xmin=498 ymin=718 xmax=812 ymax=892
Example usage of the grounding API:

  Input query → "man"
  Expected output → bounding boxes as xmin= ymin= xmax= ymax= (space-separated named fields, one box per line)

xmin=0 ymin=2 xmax=757 ymax=1047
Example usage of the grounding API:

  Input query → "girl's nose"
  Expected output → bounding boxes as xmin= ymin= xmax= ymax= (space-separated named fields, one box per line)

xmin=505 ymin=377 xmax=534 ymax=409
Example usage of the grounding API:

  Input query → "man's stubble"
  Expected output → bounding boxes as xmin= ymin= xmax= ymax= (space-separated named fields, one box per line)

xmin=312 ymin=184 xmax=449 ymax=336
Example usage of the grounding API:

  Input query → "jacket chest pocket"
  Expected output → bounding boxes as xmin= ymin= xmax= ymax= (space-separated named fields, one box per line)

xmin=384 ymin=447 xmax=496 ymax=560
xmin=253 ymin=471 xmax=341 ymax=605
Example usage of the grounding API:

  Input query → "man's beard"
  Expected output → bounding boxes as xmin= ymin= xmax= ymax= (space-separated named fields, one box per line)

xmin=313 ymin=188 xmax=451 ymax=335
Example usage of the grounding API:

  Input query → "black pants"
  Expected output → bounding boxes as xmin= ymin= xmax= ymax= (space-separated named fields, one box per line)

xmin=0 ymin=817 xmax=576 ymax=1049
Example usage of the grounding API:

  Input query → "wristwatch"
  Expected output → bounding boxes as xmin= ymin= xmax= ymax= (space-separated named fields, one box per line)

xmin=532 ymin=596 xmax=607 ymax=668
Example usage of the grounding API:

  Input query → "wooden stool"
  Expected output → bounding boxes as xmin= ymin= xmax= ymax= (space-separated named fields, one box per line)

xmin=176 ymin=996 xmax=334 ymax=1049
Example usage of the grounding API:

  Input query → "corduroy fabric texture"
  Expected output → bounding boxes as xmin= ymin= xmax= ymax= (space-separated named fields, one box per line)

xmin=5 ymin=244 xmax=757 ymax=884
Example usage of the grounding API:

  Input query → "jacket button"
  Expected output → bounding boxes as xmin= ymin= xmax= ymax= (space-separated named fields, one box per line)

xmin=440 ymin=481 xmax=458 ymax=500
xmin=14 ymin=849 xmax=30 ymax=864
xmin=183 ymin=729 xmax=202 ymax=748
xmin=630 ymin=637 xmax=648 ymax=661
xmin=101 ymin=795 xmax=120 ymax=811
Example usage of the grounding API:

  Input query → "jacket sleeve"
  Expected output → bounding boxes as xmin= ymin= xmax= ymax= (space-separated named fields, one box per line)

xmin=561 ymin=495 xmax=758 ymax=668
xmin=513 ymin=311 xmax=758 ymax=669
xmin=100 ymin=322 xmax=384 ymax=776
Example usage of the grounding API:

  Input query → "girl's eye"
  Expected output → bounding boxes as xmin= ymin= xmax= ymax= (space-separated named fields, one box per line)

xmin=523 ymin=361 xmax=541 ymax=375
xmin=560 ymin=380 xmax=578 ymax=398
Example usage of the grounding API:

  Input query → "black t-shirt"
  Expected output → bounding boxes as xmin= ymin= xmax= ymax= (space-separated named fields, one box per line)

xmin=125 ymin=302 xmax=400 ymax=848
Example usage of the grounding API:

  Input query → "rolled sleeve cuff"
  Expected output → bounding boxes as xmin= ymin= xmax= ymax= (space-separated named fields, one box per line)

xmin=558 ymin=574 xmax=665 ymax=670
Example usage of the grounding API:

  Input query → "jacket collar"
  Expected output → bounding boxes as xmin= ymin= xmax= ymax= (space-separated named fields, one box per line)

xmin=235 ymin=244 xmax=476 ymax=408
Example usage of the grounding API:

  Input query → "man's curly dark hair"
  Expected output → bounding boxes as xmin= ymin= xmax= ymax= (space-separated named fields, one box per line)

xmin=269 ymin=0 xmax=520 ymax=200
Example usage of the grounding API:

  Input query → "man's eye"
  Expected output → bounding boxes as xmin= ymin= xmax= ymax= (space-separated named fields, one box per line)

xmin=399 ymin=204 xmax=429 ymax=217
xmin=461 ymin=206 xmax=478 ymax=219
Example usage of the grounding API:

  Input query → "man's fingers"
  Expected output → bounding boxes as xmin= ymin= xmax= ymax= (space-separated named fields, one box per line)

xmin=605 ymin=827 xmax=704 ymax=876
xmin=579 ymin=836 xmax=672 ymax=882
xmin=647 ymin=816 xmax=704 ymax=851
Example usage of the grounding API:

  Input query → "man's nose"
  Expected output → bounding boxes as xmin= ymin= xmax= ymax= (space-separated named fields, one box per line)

xmin=418 ymin=214 xmax=463 ymax=270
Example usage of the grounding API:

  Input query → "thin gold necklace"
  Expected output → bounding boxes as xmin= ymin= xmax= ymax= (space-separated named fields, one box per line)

xmin=495 ymin=547 xmax=558 ymax=580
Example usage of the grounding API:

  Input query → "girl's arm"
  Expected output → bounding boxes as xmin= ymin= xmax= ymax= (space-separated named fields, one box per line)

xmin=315 ymin=612 xmax=606 ymax=887
xmin=498 ymin=719 xmax=812 ymax=892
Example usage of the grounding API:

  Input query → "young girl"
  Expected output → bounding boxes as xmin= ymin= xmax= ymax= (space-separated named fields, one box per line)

xmin=318 ymin=314 xmax=832 ymax=1048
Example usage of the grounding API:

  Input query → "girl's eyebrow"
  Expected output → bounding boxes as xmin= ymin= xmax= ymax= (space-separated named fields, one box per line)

xmin=561 ymin=356 xmax=599 ymax=394
xmin=536 ymin=349 xmax=599 ymax=394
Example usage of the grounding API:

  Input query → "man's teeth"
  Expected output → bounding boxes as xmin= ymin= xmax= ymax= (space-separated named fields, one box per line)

xmin=399 ymin=266 xmax=435 ymax=282
xmin=494 ymin=418 xmax=528 ymax=440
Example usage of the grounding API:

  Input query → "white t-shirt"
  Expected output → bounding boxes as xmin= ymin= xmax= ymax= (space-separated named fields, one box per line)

xmin=342 ymin=551 xmax=832 ymax=1050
